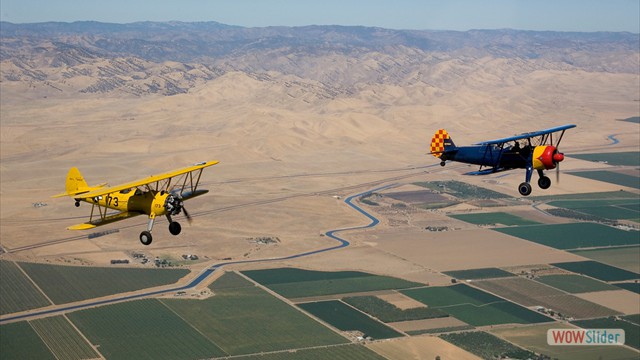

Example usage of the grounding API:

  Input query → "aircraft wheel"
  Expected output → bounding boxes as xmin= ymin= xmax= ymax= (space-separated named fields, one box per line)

xmin=140 ymin=231 xmax=153 ymax=246
xmin=440 ymin=161 xmax=446 ymax=167
xmin=169 ymin=221 xmax=182 ymax=236
xmin=518 ymin=182 xmax=532 ymax=196
xmin=538 ymin=176 xmax=551 ymax=189
xmin=75 ymin=201 xmax=80 ymax=207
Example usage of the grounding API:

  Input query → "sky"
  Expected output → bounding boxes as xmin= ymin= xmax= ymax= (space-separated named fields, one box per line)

xmin=1 ymin=0 xmax=639 ymax=33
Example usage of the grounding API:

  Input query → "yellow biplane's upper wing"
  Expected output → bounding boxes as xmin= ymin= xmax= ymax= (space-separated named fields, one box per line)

xmin=72 ymin=160 xmax=219 ymax=199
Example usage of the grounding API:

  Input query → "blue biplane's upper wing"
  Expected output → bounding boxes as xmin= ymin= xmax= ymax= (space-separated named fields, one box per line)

xmin=474 ymin=124 xmax=576 ymax=145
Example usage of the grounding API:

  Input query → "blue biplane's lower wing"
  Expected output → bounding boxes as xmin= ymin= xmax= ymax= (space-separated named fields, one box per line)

xmin=465 ymin=167 xmax=510 ymax=175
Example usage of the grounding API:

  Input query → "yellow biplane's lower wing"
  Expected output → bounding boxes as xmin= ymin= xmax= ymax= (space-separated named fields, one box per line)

xmin=68 ymin=212 xmax=142 ymax=230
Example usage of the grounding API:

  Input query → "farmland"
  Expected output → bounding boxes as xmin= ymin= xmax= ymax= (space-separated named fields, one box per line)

xmin=569 ymin=170 xmax=640 ymax=190
xmin=571 ymin=246 xmax=640 ymax=273
xmin=570 ymin=151 xmax=640 ymax=166
xmin=572 ymin=316 xmax=640 ymax=350
xmin=400 ymin=284 xmax=552 ymax=326
xmin=18 ymin=261 xmax=190 ymax=304
xmin=548 ymin=198 xmax=639 ymax=221
xmin=164 ymin=272 xmax=348 ymax=355
xmin=440 ymin=331 xmax=535 ymax=359
xmin=67 ymin=298 xmax=227 ymax=360
xmin=230 ymin=344 xmax=386 ymax=360
xmin=474 ymin=277 xmax=620 ymax=319
xmin=342 ymin=295 xmax=447 ymax=322
xmin=297 ymin=300 xmax=403 ymax=340
xmin=491 ymin=323 xmax=640 ymax=360
xmin=552 ymin=260 xmax=640 ymax=282
xmin=0 ymin=321 xmax=56 ymax=360
xmin=0 ymin=260 xmax=51 ymax=315
xmin=536 ymin=274 xmax=619 ymax=293
xmin=495 ymin=223 xmax=640 ymax=250
xmin=443 ymin=267 xmax=514 ymax=280
xmin=414 ymin=181 xmax=509 ymax=200
xmin=449 ymin=212 xmax=540 ymax=226
xmin=30 ymin=316 xmax=100 ymax=360
xmin=241 ymin=267 xmax=423 ymax=298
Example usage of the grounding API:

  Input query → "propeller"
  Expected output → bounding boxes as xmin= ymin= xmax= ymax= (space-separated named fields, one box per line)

xmin=182 ymin=205 xmax=193 ymax=224
xmin=553 ymin=147 xmax=565 ymax=184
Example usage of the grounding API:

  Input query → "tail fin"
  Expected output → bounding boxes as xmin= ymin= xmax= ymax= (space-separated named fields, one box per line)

xmin=52 ymin=167 xmax=104 ymax=198
xmin=430 ymin=129 xmax=456 ymax=158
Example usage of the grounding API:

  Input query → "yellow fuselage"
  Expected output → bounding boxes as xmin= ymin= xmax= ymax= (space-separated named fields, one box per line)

xmin=83 ymin=189 xmax=170 ymax=216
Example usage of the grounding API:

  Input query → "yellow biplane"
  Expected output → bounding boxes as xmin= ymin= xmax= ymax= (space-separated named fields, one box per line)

xmin=53 ymin=161 xmax=218 ymax=245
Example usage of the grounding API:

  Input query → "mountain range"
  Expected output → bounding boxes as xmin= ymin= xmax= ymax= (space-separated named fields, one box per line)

xmin=1 ymin=21 xmax=638 ymax=97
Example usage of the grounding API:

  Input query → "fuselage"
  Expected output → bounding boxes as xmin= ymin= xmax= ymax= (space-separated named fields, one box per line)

xmin=81 ymin=188 xmax=171 ymax=216
xmin=444 ymin=145 xmax=530 ymax=169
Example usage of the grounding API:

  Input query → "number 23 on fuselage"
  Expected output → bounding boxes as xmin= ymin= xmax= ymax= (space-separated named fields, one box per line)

xmin=429 ymin=125 xmax=576 ymax=196
xmin=53 ymin=161 xmax=218 ymax=245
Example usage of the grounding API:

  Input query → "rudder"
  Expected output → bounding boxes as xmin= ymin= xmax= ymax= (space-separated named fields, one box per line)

xmin=430 ymin=129 xmax=456 ymax=158
xmin=65 ymin=167 xmax=89 ymax=194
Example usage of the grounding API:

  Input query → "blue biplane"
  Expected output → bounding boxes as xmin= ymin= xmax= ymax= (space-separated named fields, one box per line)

xmin=430 ymin=124 xmax=576 ymax=196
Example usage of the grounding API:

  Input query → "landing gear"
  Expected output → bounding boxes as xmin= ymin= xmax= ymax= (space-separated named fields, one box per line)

xmin=75 ymin=201 xmax=80 ymax=207
xmin=518 ymin=182 xmax=532 ymax=196
xmin=538 ymin=175 xmax=551 ymax=189
xmin=140 ymin=231 xmax=153 ymax=245
xmin=169 ymin=221 xmax=182 ymax=236
xmin=440 ymin=161 xmax=446 ymax=166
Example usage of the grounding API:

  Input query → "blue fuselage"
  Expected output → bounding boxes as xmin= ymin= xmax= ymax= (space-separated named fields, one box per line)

xmin=445 ymin=145 xmax=530 ymax=170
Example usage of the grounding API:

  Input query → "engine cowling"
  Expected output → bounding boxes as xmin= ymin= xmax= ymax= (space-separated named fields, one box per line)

xmin=532 ymin=145 xmax=564 ymax=170
xmin=164 ymin=194 xmax=183 ymax=215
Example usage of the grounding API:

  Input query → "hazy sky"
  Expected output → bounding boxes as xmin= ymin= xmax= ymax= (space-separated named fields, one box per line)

xmin=1 ymin=0 xmax=639 ymax=32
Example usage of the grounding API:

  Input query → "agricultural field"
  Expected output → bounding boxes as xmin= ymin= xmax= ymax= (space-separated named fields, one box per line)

xmin=569 ymin=170 xmax=640 ymax=190
xmin=572 ymin=316 xmax=640 ymax=350
xmin=548 ymin=198 xmax=639 ymax=222
xmin=495 ymin=223 xmax=640 ymax=250
xmin=400 ymin=284 xmax=552 ymax=326
xmin=474 ymin=277 xmax=620 ymax=319
xmin=297 ymin=300 xmax=403 ymax=340
xmin=164 ymin=272 xmax=348 ymax=355
xmin=18 ymin=261 xmax=190 ymax=304
xmin=571 ymin=246 xmax=640 ymax=273
xmin=342 ymin=295 xmax=447 ymax=322
xmin=384 ymin=189 xmax=449 ymax=205
xmin=443 ymin=267 xmax=514 ymax=280
xmin=536 ymin=274 xmax=620 ymax=293
xmin=616 ymin=282 xmax=640 ymax=294
xmin=231 ymin=344 xmax=386 ymax=360
xmin=449 ymin=212 xmax=540 ymax=226
xmin=440 ymin=331 xmax=535 ymax=359
xmin=532 ymin=190 xmax=638 ymax=202
xmin=67 ymin=298 xmax=227 ymax=360
xmin=241 ymin=267 xmax=422 ymax=299
xmin=0 ymin=260 xmax=51 ymax=315
xmin=491 ymin=322 xmax=640 ymax=360
xmin=552 ymin=260 xmax=640 ymax=282
xmin=0 ymin=321 xmax=56 ymax=360
xmin=414 ymin=181 xmax=509 ymax=200
xmin=30 ymin=316 xmax=100 ymax=360
xmin=570 ymin=151 xmax=640 ymax=166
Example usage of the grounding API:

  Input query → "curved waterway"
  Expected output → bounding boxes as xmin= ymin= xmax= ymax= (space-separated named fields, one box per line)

xmin=1 ymin=184 xmax=395 ymax=323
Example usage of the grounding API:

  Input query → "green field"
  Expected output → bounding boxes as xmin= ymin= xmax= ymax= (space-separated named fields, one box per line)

xmin=474 ymin=277 xmax=619 ymax=319
xmin=552 ymin=261 xmax=640 ymax=282
xmin=297 ymin=300 xmax=403 ymax=340
xmin=68 ymin=299 xmax=226 ymax=359
xmin=570 ymin=151 xmax=640 ymax=166
xmin=491 ymin=322 xmax=640 ymax=360
xmin=18 ymin=261 xmax=190 ymax=304
xmin=449 ymin=212 xmax=540 ymax=226
xmin=572 ymin=317 xmax=640 ymax=350
xmin=242 ymin=268 xmax=422 ymax=298
xmin=414 ymin=181 xmax=509 ymax=199
xmin=495 ymin=223 xmax=640 ymax=250
xmin=0 ymin=260 xmax=51 ymax=315
xmin=532 ymin=190 xmax=639 ymax=201
xmin=0 ymin=321 xmax=56 ymax=360
xmin=164 ymin=272 xmax=348 ymax=355
xmin=401 ymin=284 xmax=552 ymax=326
xmin=570 ymin=170 xmax=640 ymax=189
xmin=443 ymin=267 xmax=514 ymax=280
xmin=548 ymin=198 xmax=639 ymax=221
xmin=571 ymin=246 xmax=640 ymax=273
xmin=441 ymin=331 xmax=535 ymax=359
xmin=537 ymin=274 xmax=619 ymax=293
xmin=236 ymin=344 xmax=386 ymax=360
xmin=30 ymin=316 xmax=100 ymax=360
xmin=342 ymin=296 xmax=447 ymax=322
xmin=615 ymin=282 xmax=640 ymax=294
